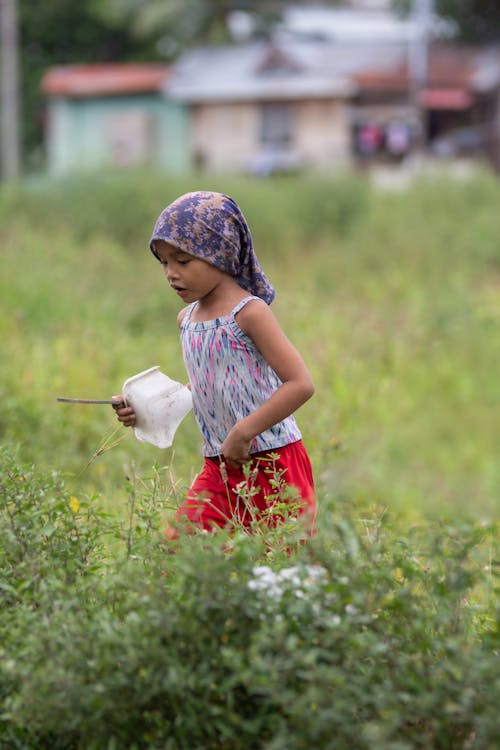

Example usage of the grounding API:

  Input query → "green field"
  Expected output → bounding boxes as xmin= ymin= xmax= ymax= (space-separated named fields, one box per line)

xmin=1 ymin=168 xmax=499 ymax=748
xmin=1 ymin=168 xmax=498 ymax=523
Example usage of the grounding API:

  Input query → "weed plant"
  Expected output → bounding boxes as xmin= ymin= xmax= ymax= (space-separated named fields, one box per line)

xmin=0 ymin=448 xmax=498 ymax=749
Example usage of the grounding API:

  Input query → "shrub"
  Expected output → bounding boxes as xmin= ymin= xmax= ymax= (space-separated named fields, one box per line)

xmin=0 ymin=447 xmax=112 ymax=609
xmin=0 ymin=453 xmax=498 ymax=749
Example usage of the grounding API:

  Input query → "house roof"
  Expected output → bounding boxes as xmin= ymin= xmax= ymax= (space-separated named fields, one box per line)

xmin=163 ymin=36 xmax=500 ymax=114
xmin=353 ymin=43 xmax=500 ymax=96
xmin=163 ymin=39 xmax=413 ymax=103
xmin=41 ymin=64 xmax=170 ymax=98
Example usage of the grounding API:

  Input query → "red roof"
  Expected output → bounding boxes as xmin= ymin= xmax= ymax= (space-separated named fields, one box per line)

xmin=41 ymin=64 xmax=170 ymax=98
xmin=353 ymin=63 xmax=408 ymax=92
xmin=353 ymin=44 xmax=477 ymax=94
xmin=418 ymin=88 xmax=472 ymax=110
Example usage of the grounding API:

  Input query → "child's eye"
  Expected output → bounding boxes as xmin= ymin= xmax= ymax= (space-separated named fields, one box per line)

xmin=159 ymin=256 xmax=190 ymax=267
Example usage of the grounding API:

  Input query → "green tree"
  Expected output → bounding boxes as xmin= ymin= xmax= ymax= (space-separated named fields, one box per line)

xmin=19 ymin=0 xmax=158 ymax=167
xmin=393 ymin=0 xmax=500 ymax=43
xmin=93 ymin=0 xmax=287 ymax=57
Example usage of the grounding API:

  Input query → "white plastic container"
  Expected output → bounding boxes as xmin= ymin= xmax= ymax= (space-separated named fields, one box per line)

xmin=122 ymin=366 xmax=192 ymax=449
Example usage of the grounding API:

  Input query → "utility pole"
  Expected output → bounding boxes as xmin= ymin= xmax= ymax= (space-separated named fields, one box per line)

xmin=1 ymin=0 xmax=21 ymax=182
xmin=408 ymin=0 xmax=433 ymax=151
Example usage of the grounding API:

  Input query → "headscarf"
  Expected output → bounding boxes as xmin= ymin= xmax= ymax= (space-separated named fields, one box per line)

xmin=149 ymin=191 xmax=275 ymax=304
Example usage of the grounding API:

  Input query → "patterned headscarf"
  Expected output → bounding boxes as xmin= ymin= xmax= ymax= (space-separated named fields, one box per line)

xmin=149 ymin=191 xmax=275 ymax=304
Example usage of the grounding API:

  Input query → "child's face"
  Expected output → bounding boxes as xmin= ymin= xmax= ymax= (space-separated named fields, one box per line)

xmin=153 ymin=240 xmax=229 ymax=303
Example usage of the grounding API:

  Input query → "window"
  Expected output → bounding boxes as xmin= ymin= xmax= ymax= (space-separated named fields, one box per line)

xmin=259 ymin=103 xmax=294 ymax=147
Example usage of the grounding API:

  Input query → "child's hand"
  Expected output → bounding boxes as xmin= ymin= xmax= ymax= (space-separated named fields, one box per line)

xmin=221 ymin=424 xmax=252 ymax=467
xmin=111 ymin=395 xmax=136 ymax=427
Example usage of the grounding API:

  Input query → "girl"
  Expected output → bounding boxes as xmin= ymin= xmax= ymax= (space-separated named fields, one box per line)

xmin=113 ymin=191 xmax=315 ymax=537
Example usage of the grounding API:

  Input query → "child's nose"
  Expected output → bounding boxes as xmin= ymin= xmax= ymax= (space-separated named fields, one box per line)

xmin=164 ymin=264 xmax=178 ymax=280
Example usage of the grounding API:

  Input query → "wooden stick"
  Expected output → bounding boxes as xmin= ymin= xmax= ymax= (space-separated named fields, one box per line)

xmin=57 ymin=397 xmax=117 ymax=405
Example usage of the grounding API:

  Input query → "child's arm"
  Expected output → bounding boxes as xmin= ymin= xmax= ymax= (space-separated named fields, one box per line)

xmin=221 ymin=299 xmax=314 ymax=465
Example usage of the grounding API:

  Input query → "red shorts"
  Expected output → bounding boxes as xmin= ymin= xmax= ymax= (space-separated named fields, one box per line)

xmin=166 ymin=440 xmax=315 ymax=538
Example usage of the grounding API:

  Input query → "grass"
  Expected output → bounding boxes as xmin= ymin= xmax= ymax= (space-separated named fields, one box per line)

xmin=1 ymin=167 xmax=499 ymax=748
xmin=0 ymin=166 xmax=499 ymax=524
xmin=0 ymin=445 xmax=498 ymax=749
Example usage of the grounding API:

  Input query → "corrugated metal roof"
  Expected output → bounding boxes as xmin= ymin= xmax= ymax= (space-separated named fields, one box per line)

xmin=163 ymin=39 xmax=410 ymax=103
xmin=41 ymin=64 xmax=170 ymax=98
xmin=40 ymin=43 xmax=500 ymax=106
xmin=353 ymin=43 xmax=500 ymax=95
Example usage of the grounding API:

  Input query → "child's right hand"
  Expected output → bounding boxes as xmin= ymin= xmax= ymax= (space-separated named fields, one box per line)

xmin=111 ymin=395 xmax=136 ymax=427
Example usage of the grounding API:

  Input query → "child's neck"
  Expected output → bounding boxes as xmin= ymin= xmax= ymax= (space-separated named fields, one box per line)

xmin=192 ymin=280 xmax=249 ymax=322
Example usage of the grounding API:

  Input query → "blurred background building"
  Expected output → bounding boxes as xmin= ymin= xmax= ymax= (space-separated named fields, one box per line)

xmin=3 ymin=1 xmax=500 ymax=179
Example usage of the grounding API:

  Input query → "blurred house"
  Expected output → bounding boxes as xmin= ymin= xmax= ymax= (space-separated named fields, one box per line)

xmin=425 ymin=45 xmax=500 ymax=169
xmin=40 ymin=63 xmax=188 ymax=176
xmin=40 ymin=7 xmax=500 ymax=176
xmin=163 ymin=38 xmax=500 ymax=174
xmin=353 ymin=42 xmax=500 ymax=168
xmin=164 ymin=39 xmax=356 ymax=175
xmin=164 ymin=4 xmax=422 ymax=175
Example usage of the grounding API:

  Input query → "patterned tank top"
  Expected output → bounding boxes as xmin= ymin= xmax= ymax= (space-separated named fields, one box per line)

xmin=180 ymin=296 xmax=302 ymax=457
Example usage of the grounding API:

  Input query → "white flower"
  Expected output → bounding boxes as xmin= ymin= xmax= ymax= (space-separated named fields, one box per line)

xmin=248 ymin=565 xmax=327 ymax=600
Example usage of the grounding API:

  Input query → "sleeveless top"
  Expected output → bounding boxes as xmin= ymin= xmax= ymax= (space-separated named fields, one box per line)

xmin=180 ymin=296 xmax=302 ymax=457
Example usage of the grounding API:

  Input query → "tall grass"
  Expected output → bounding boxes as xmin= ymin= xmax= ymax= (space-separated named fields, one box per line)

xmin=1 ymin=169 xmax=499 ymax=748
xmin=1 ymin=167 xmax=499 ymax=522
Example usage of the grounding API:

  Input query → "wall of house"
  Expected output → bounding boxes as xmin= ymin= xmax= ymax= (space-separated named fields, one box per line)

xmin=295 ymin=99 xmax=352 ymax=169
xmin=192 ymin=103 xmax=257 ymax=172
xmin=45 ymin=95 xmax=190 ymax=176
xmin=190 ymin=98 xmax=353 ymax=173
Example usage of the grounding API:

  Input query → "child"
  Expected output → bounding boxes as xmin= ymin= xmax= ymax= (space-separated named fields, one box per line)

xmin=113 ymin=191 xmax=315 ymax=537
